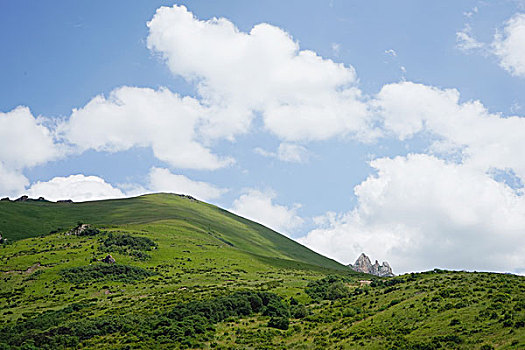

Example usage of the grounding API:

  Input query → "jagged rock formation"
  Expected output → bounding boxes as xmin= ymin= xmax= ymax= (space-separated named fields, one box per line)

xmin=348 ymin=253 xmax=394 ymax=277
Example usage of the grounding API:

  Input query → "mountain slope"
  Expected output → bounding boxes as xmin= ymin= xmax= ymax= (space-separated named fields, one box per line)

xmin=0 ymin=193 xmax=344 ymax=271
xmin=1 ymin=194 xmax=523 ymax=349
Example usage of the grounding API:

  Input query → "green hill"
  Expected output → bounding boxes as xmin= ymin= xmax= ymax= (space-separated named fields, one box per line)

xmin=0 ymin=194 xmax=523 ymax=349
xmin=0 ymin=193 xmax=345 ymax=271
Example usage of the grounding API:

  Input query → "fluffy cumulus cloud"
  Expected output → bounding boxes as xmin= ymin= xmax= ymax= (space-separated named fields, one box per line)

xmin=0 ymin=107 xmax=60 ymax=168
xmin=22 ymin=167 xmax=227 ymax=203
xmin=0 ymin=163 xmax=29 ymax=197
xmin=147 ymin=5 xmax=373 ymax=142
xmin=492 ymin=13 xmax=525 ymax=77
xmin=231 ymin=189 xmax=304 ymax=235
xmin=26 ymin=174 xmax=125 ymax=202
xmin=60 ymin=87 xmax=232 ymax=170
xmin=0 ymin=107 xmax=62 ymax=196
xmin=148 ymin=167 xmax=227 ymax=201
xmin=374 ymin=81 xmax=525 ymax=179
xmin=299 ymin=154 xmax=525 ymax=274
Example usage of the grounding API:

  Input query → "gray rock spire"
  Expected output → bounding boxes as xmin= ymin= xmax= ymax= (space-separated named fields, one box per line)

xmin=348 ymin=253 xmax=394 ymax=277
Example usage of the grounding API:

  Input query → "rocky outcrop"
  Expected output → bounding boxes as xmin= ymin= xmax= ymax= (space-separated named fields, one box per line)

xmin=102 ymin=254 xmax=116 ymax=264
xmin=68 ymin=224 xmax=91 ymax=235
xmin=176 ymin=194 xmax=198 ymax=202
xmin=10 ymin=196 xmax=47 ymax=202
xmin=67 ymin=223 xmax=100 ymax=236
xmin=348 ymin=253 xmax=394 ymax=277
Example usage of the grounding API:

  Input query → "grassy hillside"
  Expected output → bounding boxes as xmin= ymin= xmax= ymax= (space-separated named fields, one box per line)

xmin=0 ymin=194 xmax=523 ymax=349
xmin=0 ymin=193 xmax=345 ymax=271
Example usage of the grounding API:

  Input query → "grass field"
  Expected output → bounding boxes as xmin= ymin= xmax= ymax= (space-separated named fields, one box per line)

xmin=0 ymin=194 xmax=523 ymax=349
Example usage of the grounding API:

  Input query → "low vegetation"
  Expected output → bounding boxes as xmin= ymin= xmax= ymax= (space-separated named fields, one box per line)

xmin=99 ymin=232 xmax=157 ymax=260
xmin=60 ymin=264 xmax=156 ymax=283
xmin=0 ymin=194 xmax=523 ymax=349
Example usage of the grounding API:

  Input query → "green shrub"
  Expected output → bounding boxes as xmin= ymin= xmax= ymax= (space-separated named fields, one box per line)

xmin=102 ymin=233 xmax=157 ymax=251
xmin=268 ymin=316 xmax=289 ymax=330
xmin=60 ymin=264 xmax=156 ymax=283
xmin=305 ymin=276 xmax=350 ymax=301
xmin=290 ymin=304 xmax=307 ymax=319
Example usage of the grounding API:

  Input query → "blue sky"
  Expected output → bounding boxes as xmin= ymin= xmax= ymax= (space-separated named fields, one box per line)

xmin=1 ymin=1 xmax=525 ymax=274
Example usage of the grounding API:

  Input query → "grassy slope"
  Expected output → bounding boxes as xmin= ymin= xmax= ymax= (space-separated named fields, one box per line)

xmin=0 ymin=193 xmax=344 ymax=271
xmin=216 ymin=271 xmax=524 ymax=349
xmin=1 ymin=194 xmax=523 ymax=349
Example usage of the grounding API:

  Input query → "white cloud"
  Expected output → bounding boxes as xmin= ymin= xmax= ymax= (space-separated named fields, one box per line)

xmin=331 ymin=42 xmax=341 ymax=56
xmin=463 ymin=6 xmax=478 ymax=18
xmin=456 ymin=24 xmax=485 ymax=52
xmin=384 ymin=49 xmax=397 ymax=57
xmin=147 ymin=5 xmax=373 ymax=142
xmin=19 ymin=168 xmax=226 ymax=203
xmin=299 ymin=81 xmax=525 ymax=274
xmin=254 ymin=147 xmax=274 ymax=158
xmin=0 ymin=106 xmax=61 ymax=169
xmin=0 ymin=107 xmax=62 ymax=196
xmin=277 ymin=143 xmax=310 ymax=163
xmin=492 ymin=13 xmax=525 ymax=77
xmin=148 ymin=167 xmax=227 ymax=201
xmin=458 ymin=13 xmax=525 ymax=77
xmin=231 ymin=189 xmax=304 ymax=235
xmin=60 ymin=86 xmax=233 ymax=170
xmin=0 ymin=164 xmax=29 ymax=198
xmin=26 ymin=174 xmax=125 ymax=202
xmin=299 ymin=154 xmax=525 ymax=274
xmin=254 ymin=143 xmax=310 ymax=163
xmin=374 ymin=81 xmax=525 ymax=179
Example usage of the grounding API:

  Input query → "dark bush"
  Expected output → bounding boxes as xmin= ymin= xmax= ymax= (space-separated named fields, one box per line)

xmin=102 ymin=233 xmax=157 ymax=251
xmin=268 ymin=316 xmax=289 ymax=330
xmin=305 ymin=275 xmax=350 ymax=301
xmin=290 ymin=304 xmax=307 ymax=319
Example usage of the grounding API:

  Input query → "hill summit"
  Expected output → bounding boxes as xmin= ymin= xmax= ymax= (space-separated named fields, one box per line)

xmin=349 ymin=253 xmax=394 ymax=277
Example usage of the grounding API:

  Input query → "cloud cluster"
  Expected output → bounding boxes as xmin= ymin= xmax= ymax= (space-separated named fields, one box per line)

xmin=3 ymin=4 xmax=525 ymax=275
xmin=147 ymin=5 xmax=372 ymax=142
xmin=231 ymin=189 xmax=304 ymax=235
xmin=299 ymin=81 xmax=525 ymax=273
xmin=299 ymin=154 xmax=525 ymax=274
xmin=61 ymin=87 xmax=232 ymax=170
xmin=374 ymin=81 xmax=525 ymax=178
